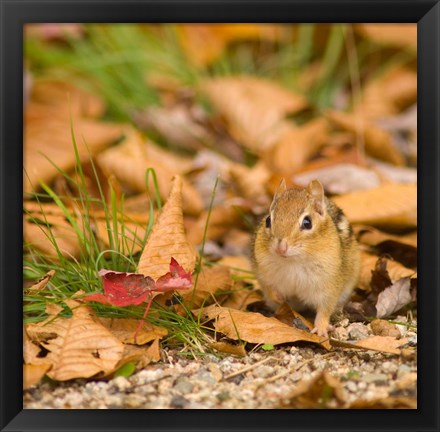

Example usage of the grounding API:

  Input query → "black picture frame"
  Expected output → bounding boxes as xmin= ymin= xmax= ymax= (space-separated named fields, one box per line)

xmin=1 ymin=1 xmax=439 ymax=431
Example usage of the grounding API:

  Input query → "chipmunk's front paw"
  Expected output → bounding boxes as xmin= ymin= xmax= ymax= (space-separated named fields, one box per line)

xmin=311 ymin=322 xmax=334 ymax=338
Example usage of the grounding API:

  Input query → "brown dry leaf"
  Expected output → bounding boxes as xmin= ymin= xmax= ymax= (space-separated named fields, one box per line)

xmin=96 ymin=129 xmax=203 ymax=216
xmin=329 ymin=335 xmax=408 ymax=355
xmin=177 ymin=266 xmax=232 ymax=311
xmin=23 ymin=327 xmax=47 ymax=364
xmin=137 ymin=175 xmax=197 ymax=280
xmin=332 ymin=183 xmax=417 ymax=229
xmin=355 ymin=67 xmax=417 ymax=119
xmin=358 ymin=252 xmax=415 ymax=293
xmin=24 ymin=103 xmax=123 ymax=194
xmin=274 ymin=303 xmax=315 ymax=331
xmin=24 ymin=210 xmax=81 ymax=259
xmin=201 ymin=76 xmax=307 ymax=152
xmin=178 ymin=24 xmax=283 ymax=67
xmin=228 ymin=161 xmax=271 ymax=210
xmin=293 ymin=163 xmax=381 ymax=194
xmin=355 ymin=24 xmax=417 ymax=51
xmin=294 ymin=145 xmax=364 ymax=177
xmin=98 ymin=318 xmax=168 ymax=345
xmin=25 ymin=298 xmax=124 ymax=381
xmin=370 ymin=319 xmax=401 ymax=338
xmin=268 ymin=119 xmax=328 ymax=175
xmin=355 ymin=225 xmax=417 ymax=269
xmin=349 ymin=396 xmax=416 ymax=409
xmin=209 ymin=341 xmax=247 ymax=357
xmin=369 ymin=158 xmax=417 ymax=185
xmin=326 ymin=110 xmax=405 ymax=166
xmin=222 ymin=229 xmax=252 ymax=257
xmin=30 ymin=79 xmax=105 ymax=118
xmin=186 ymin=204 xmax=245 ymax=246
xmin=355 ymin=225 xmax=417 ymax=248
xmin=376 ymin=277 xmax=412 ymax=319
xmin=376 ymin=256 xmax=416 ymax=284
xmin=220 ymin=287 xmax=263 ymax=311
xmin=25 ymin=270 xmax=56 ymax=294
xmin=281 ymin=371 xmax=347 ymax=409
xmin=113 ymin=339 xmax=161 ymax=372
xmin=145 ymin=338 xmax=162 ymax=362
xmin=217 ymin=255 xmax=254 ymax=284
xmin=354 ymin=335 xmax=408 ymax=355
xmin=23 ymin=364 xmax=52 ymax=389
xmin=134 ymin=105 xmax=212 ymax=151
xmin=199 ymin=304 xmax=330 ymax=349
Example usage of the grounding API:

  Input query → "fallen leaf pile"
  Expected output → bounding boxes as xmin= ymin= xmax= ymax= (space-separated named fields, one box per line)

xmin=24 ymin=24 xmax=417 ymax=408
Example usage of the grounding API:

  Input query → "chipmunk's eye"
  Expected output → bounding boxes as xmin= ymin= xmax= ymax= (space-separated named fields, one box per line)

xmin=265 ymin=215 xmax=271 ymax=228
xmin=301 ymin=216 xmax=312 ymax=230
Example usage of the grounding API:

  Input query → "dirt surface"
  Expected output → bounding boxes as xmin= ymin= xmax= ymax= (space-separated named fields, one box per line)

xmin=23 ymin=318 xmax=417 ymax=409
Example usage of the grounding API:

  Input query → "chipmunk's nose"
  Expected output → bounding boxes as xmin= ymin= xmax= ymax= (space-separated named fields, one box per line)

xmin=275 ymin=239 xmax=288 ymax=256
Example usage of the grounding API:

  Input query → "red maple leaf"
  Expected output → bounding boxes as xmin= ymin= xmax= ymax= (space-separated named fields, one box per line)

xmin=155 ymin=257 xmax=193 ymax=291
xmin=84 ymin=258 xmax=192 ymax=343
xmin=85 ymin=271 xmax=155 ymax=307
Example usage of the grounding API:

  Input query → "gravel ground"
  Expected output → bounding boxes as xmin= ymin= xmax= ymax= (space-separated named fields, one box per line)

xmin=23 ymin=318 xmax=417 ymax=409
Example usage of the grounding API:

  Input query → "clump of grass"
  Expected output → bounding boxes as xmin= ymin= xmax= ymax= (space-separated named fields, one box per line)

xmin=23 ymin=128 xmax=214 ymax=355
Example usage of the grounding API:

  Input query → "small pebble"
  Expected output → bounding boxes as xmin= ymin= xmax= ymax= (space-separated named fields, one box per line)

xmin=347 ymin=323 xmax=370 ymax=340
xmin=346 ymin=381 xmax=358 ymax=392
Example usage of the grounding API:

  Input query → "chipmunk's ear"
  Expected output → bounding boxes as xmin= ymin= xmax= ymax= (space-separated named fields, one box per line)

xmin=307 ymin=180 xmax=325 ymax=216
xmin=274 ymin=178 xmax=287 ymax=200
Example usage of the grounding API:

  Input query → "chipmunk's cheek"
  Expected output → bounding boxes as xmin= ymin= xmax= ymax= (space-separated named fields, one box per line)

xmin=284 ymin=244 xmax=302 ymax=257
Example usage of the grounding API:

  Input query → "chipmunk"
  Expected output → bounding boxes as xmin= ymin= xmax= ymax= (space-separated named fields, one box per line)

xmin=253 ymin=179 xmax=360 ymax=337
